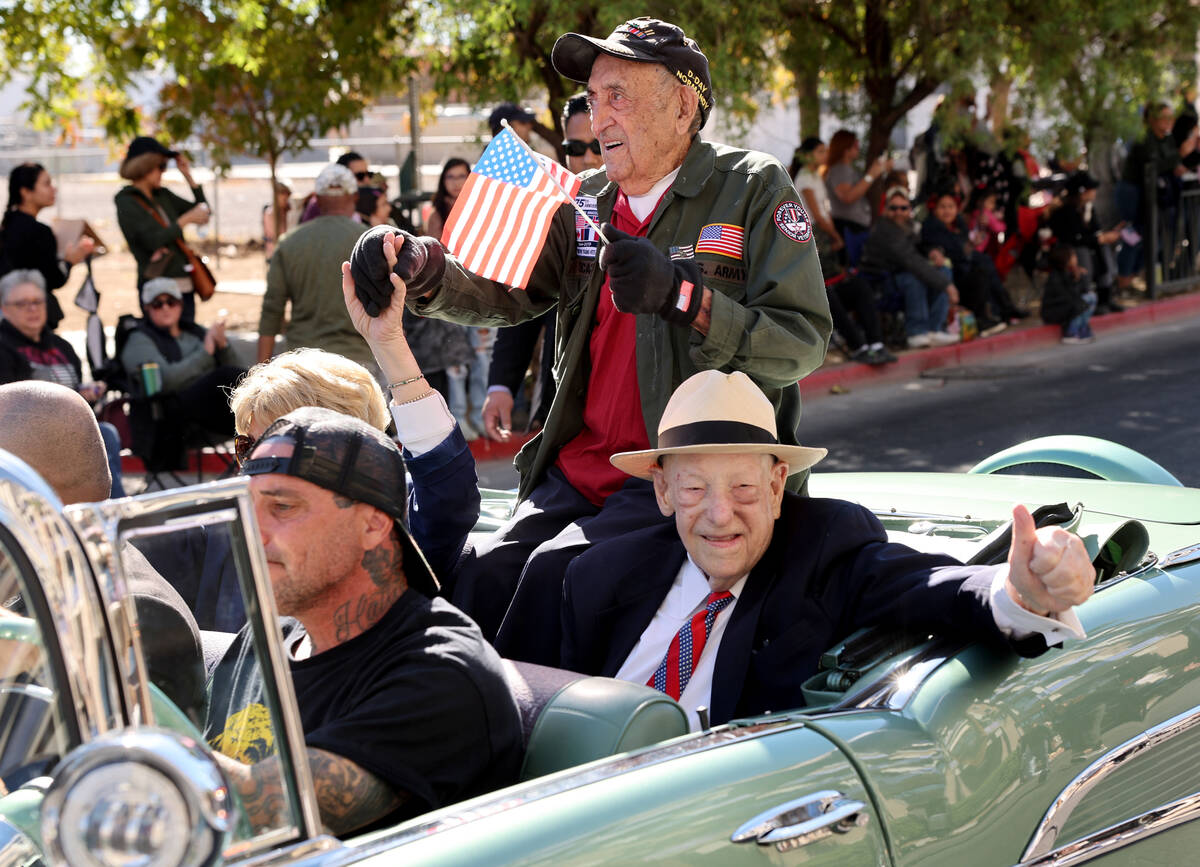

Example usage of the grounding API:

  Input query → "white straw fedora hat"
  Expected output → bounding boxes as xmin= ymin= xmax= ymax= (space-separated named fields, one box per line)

xmin=610 ymin=370 xmax=827 ymax=480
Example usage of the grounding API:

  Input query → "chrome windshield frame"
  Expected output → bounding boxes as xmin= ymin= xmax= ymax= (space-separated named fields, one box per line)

xmin=65 ymin=476 xmax=324 ymax=856
xmin=0 ymin=449 xmax=122 ymax=741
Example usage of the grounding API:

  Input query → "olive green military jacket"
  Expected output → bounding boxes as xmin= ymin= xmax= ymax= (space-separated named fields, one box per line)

xmin=410 ymin=136 xmax=831 ymax=500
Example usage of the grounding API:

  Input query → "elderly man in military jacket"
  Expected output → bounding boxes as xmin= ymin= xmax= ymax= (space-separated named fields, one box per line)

xmin=348 ymin=17 xmax=831 ymax=666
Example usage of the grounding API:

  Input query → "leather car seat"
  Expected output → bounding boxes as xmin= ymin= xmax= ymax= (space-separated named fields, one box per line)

xmin=502 ymin=660 xmax=689 ymax=781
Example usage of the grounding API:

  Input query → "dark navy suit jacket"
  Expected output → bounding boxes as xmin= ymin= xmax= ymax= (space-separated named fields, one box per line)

xmin=561 ymin=493 xmax=1047 ymax=726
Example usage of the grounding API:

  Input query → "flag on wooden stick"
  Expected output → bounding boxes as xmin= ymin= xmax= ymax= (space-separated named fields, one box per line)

xmin=441 ymin=127 xmax=582 ymax=289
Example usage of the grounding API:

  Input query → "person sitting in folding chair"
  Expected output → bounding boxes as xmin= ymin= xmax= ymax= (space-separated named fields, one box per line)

xmin=118 ymin=276 xmax=245 ymax=472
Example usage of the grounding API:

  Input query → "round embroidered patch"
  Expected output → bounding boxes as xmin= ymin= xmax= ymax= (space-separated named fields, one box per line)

xmin=774 ymin=201 xmax=812 ymax=243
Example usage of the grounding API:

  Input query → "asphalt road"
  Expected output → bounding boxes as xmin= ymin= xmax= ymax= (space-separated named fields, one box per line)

xmin=798 ymin=312 xmax=1200 ymax=486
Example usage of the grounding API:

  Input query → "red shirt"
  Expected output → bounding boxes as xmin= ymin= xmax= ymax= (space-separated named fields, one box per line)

xmin=554 ymin=191 xmax=659 ymax=505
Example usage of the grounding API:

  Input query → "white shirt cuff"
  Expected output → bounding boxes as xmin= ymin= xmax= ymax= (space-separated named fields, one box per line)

xmin=390 ymin=391 xmax=456 ymax=457
xmin=486 ymin=384 xmax=512 ymax=396
xmin=989 ymin=566 xmax=1086 ymax=643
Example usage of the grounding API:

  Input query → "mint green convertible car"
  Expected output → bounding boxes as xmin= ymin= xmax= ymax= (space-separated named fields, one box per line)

xmin=0 ymin=435 xmax=1198 ymax=867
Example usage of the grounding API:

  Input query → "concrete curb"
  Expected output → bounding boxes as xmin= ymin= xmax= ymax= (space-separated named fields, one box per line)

xmin=800 ymin=290 xmax=1200 ymax=398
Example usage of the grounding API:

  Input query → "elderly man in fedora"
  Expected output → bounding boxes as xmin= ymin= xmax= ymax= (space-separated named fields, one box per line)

xmin=561 ymin=370 xmax=1096 ymax=729
xmin=346 ymin=17 xmax=831 ymax=666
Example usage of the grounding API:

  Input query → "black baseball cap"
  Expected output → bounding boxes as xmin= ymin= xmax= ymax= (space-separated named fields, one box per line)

xmin=240 ymin=406 xmax=440 ymax=597
xmin=124 ymin=136 xmax=178 ymax=162
xmin=488 ymin=102 xmax=537 ymax=136
xmin=1067 ymin=170 xmax=1101 ymax=195
xmin=551 ymin=17 xmax=713 ymax=129
xmin=119 ymin=136 xmax=179 ymax=179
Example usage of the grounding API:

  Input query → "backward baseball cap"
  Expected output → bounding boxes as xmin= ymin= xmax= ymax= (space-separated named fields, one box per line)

xmin=551 ymin=17 xmax=713 ymax=129
xmin=240 ymin=405 xmax=440 ymax=597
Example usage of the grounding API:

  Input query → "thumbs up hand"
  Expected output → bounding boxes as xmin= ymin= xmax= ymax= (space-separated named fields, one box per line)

xmin=1005 ymin=504 xmax=1095 ymax=616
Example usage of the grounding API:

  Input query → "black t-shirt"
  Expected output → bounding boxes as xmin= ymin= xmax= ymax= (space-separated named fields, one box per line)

xmin=205 ymin=591 xmax=523 ymax=822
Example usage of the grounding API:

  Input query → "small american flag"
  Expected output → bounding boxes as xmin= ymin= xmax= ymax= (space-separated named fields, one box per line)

xmin=441 ymin=128 xmax=582 ymax=289
xmin=696 ymin=223 xmax=744 ymax=260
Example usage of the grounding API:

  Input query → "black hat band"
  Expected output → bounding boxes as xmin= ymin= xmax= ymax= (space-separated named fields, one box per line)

xmin=657 ymin=420 xmax=778 ymax=449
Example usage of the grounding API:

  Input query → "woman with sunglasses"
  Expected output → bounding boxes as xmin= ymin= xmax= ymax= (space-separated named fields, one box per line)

xmin=0 ymin=269 xmax=126 ymax=495
xmin=560 ymin=93 xmax=604 ymax=174
xmin=119 ymin=277 xmax=245 ymax=450
xmin=1 ymin=163 xmax=96 ymax=331
xmin=114 ymin=136 xmax=211 ymax=324
xmin=425 ymin=158 xmax=471 ymax=241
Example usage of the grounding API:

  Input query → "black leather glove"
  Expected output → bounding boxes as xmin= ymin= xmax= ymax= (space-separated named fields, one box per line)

xmin=597 ymin=223 xmax=704 ymax=326
xmin=348 ymin=225 xmax=447 ymax=316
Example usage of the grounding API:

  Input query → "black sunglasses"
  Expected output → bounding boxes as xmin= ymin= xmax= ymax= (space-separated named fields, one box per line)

xmin=148 ymin=296 xmax=182 ymax=310
xmin=354 ymin=171 xmax=371 ymax=180
xmin=887 ymin=204 xmax=911 ymax=212
xmin=562 ymin=138 xmax=602 ymax=157
xmin=234 ymin=434 xmax=257 ymax=466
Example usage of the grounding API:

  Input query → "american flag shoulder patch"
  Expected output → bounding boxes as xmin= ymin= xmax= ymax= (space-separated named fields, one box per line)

xmin=695 ymin=223 xmax=744 ymax=260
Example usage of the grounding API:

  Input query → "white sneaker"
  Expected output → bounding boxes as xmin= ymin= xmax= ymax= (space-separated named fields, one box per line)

xmin=907 ymin=332 xmax=933 ymax=348
xmin=928 ymin=330 xmax=961 ymax=346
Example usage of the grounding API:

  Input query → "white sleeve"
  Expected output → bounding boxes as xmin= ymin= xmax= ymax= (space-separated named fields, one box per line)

xmin=390 ymin=391 xmax=456 ymax=458
xmin=989 ymin=567 xmax=1086 ymax=643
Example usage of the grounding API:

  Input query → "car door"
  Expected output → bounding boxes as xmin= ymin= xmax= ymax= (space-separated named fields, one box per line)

xmin=332 ymin=718 xmax=891 ymax=866
xmin=832 ymin=555 xmax=1200 ymax=867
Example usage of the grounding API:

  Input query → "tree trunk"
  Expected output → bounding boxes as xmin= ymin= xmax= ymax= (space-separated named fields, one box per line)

xmin=989 ymin=75 xmax=1011 ymax=136
xmin=797 ymin=64 xmax=821 ymax=141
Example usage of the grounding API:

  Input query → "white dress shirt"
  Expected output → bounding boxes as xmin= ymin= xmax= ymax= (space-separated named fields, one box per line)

xmin=615 ymin=556 xmax=746 ymax=731
xmin=389 ymin=390 xmax=456 ymax=457
xmin=616 ymin=555 xmax=1087 ymax=731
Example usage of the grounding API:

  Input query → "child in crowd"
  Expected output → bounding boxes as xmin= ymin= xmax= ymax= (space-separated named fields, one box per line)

xmin=965 ymin=187 xmax=1005 ymax=254
xmin=1041 ymin=244 xmax=1097 ymax=344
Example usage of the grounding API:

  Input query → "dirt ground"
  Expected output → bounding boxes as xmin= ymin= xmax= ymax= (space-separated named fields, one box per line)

xmin=55 ymin=244 xmax=268 ymax=334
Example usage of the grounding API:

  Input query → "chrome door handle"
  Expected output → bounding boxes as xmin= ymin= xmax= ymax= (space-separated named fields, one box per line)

xmin=732 ymin=790 xmax=868 ymax=851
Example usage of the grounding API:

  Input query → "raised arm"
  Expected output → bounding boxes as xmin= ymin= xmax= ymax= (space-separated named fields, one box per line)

xmin=341 ymin=253 xmax=480 ymax=581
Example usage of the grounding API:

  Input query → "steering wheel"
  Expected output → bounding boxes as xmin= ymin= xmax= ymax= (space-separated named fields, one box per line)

xmin=969 ymin=436 xmax=1182 ymax=487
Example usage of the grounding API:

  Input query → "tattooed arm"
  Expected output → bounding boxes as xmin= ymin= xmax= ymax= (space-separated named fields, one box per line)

xmin=216 ymin=747 xmax=406 ymax=836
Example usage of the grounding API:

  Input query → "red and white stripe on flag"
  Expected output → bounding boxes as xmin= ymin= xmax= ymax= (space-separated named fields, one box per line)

xmin=440 ymin=128 xmax=582 ymax=290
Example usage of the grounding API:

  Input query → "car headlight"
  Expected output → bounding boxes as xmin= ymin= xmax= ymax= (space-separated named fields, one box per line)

xmin=41 ymin=728 xmax=231 ymax=867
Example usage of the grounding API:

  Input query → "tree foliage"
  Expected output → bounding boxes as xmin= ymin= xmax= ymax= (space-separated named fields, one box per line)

xmin=0 ymin=0 xmax=1198 ymax=187
xmin=1008 ymin=0 xmax=1200 ymax=160
xmin=0 ymin=0 xmax=410 ymax=234
xmin=420 ymin=1 xmax=780 ymax=151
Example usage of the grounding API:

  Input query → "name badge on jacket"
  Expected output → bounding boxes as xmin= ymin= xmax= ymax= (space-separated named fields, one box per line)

xmin=575 ymin=195 xmax=599 ymax=259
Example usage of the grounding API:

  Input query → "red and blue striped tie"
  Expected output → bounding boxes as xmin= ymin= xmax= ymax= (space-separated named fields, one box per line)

xmin=647 ymin=590 xmax=734 ymax=700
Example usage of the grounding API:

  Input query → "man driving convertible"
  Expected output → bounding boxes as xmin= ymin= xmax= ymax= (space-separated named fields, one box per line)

xmin=561 ymin=370 xmax=1096 ymax=729
xmin=206 ymin=407 xmax=523 ymax=836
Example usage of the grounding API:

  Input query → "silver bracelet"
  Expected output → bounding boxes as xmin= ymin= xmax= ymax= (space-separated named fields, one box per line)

xmin=388 ymin=373 xmax=425 ymax=389
xmin=393 ymin=389 xmax=435 ymax=407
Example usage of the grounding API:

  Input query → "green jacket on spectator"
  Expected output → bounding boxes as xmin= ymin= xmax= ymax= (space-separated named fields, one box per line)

xmin=120 ymin=324 xmax=238 ymax=395
xmin=260 ymin=215 xmax=372 ymax=366
xmin=114 ymin=184 xmax=207 ymax=289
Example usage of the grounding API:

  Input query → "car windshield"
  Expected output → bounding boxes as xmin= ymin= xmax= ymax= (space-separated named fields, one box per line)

xmin=0 ymin=536 xmax=71 ymax=795
xmin=118 ymin=494 xmax=316 ymax=858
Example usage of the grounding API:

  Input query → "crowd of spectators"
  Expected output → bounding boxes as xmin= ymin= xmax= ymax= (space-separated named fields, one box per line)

xmin=789 ymin=95 xmax=1200 ymax=351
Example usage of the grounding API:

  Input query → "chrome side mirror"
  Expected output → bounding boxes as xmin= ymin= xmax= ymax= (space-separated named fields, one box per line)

xmin=41 ymin=729 xmax=231 ymax=867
